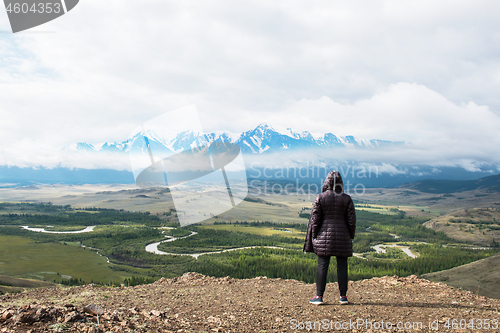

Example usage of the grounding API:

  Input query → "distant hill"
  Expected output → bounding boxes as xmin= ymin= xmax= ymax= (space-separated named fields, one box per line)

xmin=0 ymin=166 xmax=135 ymax=186
xmin=0 ymin=275 xmax=54 ymax=294
xmin=423 ymin=207 xmax=500 ymax=246
xmin=423 ymin=253 xmax=500 ymax=299
xmin=1 ymin=165 xmax=497 ymax=188
xmin=404 ymin=173 xmax=500 ymax=193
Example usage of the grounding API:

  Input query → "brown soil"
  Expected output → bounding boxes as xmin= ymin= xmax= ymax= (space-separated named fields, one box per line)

xmin=1 ymin=273 xmax=499 ymax=333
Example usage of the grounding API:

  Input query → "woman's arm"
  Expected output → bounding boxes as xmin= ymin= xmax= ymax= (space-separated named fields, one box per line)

xmin=347 ymin=197 xmax=356 ymax=239
xmin=310 ymin=195 xmax=322 ymax=239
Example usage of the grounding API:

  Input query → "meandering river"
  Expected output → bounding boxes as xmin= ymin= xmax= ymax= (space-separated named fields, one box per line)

xmin=19 ymin=225 xmax=486 ymax=261
xmin=144 ymin=228 xmax=421 ymax=260
xmin=21 ymin=226 xmax=96 ymax=234
xmin=145 ymin=230 xmax=288 ymax=259
xmin=372 ymin=243 xmax=418 ymax=258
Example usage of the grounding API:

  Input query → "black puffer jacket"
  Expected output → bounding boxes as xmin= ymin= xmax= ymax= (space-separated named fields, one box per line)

xmin=303 ymin=171 xmax=356 ymax=257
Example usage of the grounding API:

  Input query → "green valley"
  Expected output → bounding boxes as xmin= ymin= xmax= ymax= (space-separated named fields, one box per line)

xmin=1 ymin=199 xmax=498 ymax=296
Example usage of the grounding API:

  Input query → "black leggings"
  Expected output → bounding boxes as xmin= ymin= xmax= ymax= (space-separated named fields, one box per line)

xmin=316 ymin=256 xmax=348 ymax=297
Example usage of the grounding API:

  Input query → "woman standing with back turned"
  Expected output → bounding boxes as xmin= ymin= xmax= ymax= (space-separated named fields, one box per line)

xmin=303 ymin=171 xmax=356 ymax=305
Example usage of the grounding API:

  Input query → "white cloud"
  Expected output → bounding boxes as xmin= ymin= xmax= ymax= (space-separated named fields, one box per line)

xmin=1 ymin=0 xmax=500 ymax=170
xmin=251 ymin=82 xmax=500 ymax=164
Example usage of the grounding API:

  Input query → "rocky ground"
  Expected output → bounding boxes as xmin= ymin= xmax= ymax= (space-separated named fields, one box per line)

xmin=1 ymin=273 xmax=499 ymax=332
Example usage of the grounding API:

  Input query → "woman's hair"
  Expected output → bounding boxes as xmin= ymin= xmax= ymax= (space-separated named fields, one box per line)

xmin=322 ymin=171 xmax=344 ymax=193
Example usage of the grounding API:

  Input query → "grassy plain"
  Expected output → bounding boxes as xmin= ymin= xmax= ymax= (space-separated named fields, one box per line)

xmin=2 ymin=182 xmax=500 ymax=223
xmin=0 ymin=235 xmax=148 ymax=285
xmin=199 ymin=224 xmax=305 ymax=238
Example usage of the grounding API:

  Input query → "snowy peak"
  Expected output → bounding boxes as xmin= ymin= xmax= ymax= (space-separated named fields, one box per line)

xmin=64 ymin=123 xmax=405 ymax=155
xmin=170 ymin=130 xmax=203 ymax=151
xmin=236 ymin=124 xmax=317 ymax=153
xmin=254 ymin=123 xmax=275 ymax=134
xmin=319 ymin=133 xmax=343 ymax=146
xmin=62 ymin=142 xmax=95 ymax=152
xmin=282 ymin=127 xmax=315 ymax=141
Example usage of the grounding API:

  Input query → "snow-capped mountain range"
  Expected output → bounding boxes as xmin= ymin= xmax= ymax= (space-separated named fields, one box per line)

xmin=63 ymin=123 xmax=405 ymax=155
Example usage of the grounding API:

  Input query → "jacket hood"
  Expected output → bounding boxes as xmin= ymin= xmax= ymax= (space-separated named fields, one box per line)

xmin=322 ymin=171 xmax=344 ymax=193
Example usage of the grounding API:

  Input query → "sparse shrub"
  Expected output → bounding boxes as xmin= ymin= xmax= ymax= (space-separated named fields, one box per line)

xmin=49 ymin=323 xmax=67 ymax=332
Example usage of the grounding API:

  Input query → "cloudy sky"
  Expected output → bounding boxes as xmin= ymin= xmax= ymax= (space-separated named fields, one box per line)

xmin=1 ymin=0 xmax=499 ymax=171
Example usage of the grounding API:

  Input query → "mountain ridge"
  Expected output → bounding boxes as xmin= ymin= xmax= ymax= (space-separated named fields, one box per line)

xmin=403 ymin=173 xmax=500 ymax=193
xmin=63 ymin=123 xmax=406 ymax=156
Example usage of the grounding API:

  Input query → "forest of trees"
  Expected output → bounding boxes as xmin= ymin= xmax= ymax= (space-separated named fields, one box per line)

xmin=0 ymin=202 xmax=498 ymax=286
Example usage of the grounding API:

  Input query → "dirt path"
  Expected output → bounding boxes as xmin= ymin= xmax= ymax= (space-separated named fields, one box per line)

xmin=1 ymin=273 xmax=499 ymax=333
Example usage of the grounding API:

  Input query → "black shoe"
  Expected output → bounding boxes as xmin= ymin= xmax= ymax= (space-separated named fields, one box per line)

xmin=339 ymin=296 xmax=348 ymax=305
xmin=309 ymin=296 xmax=324 ymax=305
